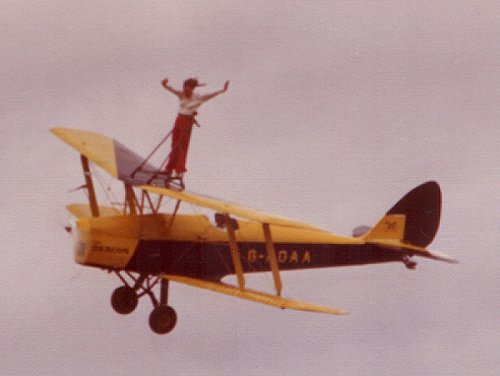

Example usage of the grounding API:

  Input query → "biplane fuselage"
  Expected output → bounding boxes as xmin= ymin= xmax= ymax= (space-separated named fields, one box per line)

xmin=53 ymin=127 xmax=457 ymax=334
xmin=73 ymin=213 xmax=401 ymax=280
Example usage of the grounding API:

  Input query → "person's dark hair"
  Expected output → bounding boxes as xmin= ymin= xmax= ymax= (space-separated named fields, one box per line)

xmin=183 ymin=78 xmax=200 ymax=88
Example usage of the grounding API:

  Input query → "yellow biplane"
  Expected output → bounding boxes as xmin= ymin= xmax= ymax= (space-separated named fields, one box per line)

xmin=52 ymin=128 xmax=457 ymax=335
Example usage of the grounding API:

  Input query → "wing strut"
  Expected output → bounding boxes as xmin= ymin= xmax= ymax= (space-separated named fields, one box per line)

xmin=166 ymin=200 xmax=182 ymax=235
xmin=263 ymin=223 xmax=283 ymax=296
xmin=225 ymin=214 xmax=245 ymax=290
xmin=124 ymin=183 xmax=137 ymax=215
xmin=80 ymin=155 xmax=99 ymax=217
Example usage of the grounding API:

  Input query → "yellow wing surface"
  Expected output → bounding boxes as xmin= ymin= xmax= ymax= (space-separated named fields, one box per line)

xmin=51 ymin=127 xmax=157 ymax=184
xmin=164 ymin=275 xmax=349 ymax=315
xmin=52 ymin=128 xmax=119 ymax=177
xmin=141 ymin=185 xmax=328 ymax=232
xmin=66 ymin=204 xmax=122 ymax=218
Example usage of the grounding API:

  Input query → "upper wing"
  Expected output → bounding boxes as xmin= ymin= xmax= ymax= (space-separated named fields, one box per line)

xmin=164 ymin=275 xmax=349 ymax=315
xmin=52 ymin=127 xmax=328 ymax=232
xmin=51 ymin=127 xmax=157 ymax=184
xmin=141 ymin=185 xmax=328 ymax=232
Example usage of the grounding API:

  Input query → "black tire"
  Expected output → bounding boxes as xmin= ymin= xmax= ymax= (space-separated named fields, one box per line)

xmin=149 ymin=305 xmax=177 ymax=335
xmin=111 ymin=286 xmax=138 ymax=315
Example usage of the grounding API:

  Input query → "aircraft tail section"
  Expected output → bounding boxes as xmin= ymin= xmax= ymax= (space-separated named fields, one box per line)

xmin=363 ymin=181 xmax=441 ymax=248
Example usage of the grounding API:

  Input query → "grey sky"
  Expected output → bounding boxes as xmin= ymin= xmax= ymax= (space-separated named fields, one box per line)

xmin=1 ymin=1 xmax=499 ymax=375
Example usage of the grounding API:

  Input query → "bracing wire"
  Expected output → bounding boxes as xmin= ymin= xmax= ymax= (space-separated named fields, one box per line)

xmin=90 ymin=162 xmax=120 ymax=208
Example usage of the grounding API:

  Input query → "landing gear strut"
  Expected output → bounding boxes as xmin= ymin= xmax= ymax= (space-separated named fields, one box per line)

xmin=149 ymin=279 xmax=177 ymax=334
xmin=111 ymin=271 xmax=178 ymax=335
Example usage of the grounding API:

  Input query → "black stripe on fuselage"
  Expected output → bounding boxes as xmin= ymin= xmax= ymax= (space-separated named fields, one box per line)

xmin=125 ymin=241 xmax=403 ymax=279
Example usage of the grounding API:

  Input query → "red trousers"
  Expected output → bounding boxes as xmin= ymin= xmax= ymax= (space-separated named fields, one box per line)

xmin=166 ymin=114 xmax=194 ymax=174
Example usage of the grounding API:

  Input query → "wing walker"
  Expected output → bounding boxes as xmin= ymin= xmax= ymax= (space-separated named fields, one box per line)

xmin=52 ymin=128 xmax=457 ymax=335
xmin=130 ymin=127 xmax=187 ymax=190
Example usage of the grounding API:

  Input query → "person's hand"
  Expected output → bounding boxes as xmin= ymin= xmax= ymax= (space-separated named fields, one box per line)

xmin=223 ymin=80 xmax=230 ymax=92
xmin=162 ymin=78 xmax=169 ymax=86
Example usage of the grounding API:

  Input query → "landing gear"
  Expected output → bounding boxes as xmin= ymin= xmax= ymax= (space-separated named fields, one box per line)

xmin=111 ymin=271 xmax=178 ymax=334
xmin=149 ymin=305 xmax=177 ymax=334
xmin=111 ymin=286 xmax=138 ymax=314
xmin=402 ymin=255 xmax=417 ymax=270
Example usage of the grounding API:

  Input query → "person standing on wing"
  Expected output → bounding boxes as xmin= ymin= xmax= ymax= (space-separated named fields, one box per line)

xmin=161 ymin=78 xmax=229 ymax=182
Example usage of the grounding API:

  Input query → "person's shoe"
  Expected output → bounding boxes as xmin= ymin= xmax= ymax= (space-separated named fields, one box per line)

xmin=164 ymin=176 xmax=171 ymax=188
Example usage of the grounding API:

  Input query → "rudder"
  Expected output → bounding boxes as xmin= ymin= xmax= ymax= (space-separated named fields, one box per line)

xmin=364 ymin=181 xmax=441 ymax=248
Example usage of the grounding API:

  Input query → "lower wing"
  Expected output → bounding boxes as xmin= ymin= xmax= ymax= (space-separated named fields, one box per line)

xmin=163 ymin=274 xmax=349 ymax=315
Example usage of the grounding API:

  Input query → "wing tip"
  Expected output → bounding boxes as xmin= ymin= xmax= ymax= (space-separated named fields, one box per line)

xmin=337 ymin=309 xmax=351 ymax=315
xmin=50 ymin=127 xmax=64 ymax=137
xmin=279 ymin=304 xmax=350 ymax=315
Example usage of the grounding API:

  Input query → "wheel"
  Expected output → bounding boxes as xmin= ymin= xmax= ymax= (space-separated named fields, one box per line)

xmin=149 ymin=305 xmax=177 ymax=335
xmin=111 ymin=286 xmax=138 ymax=315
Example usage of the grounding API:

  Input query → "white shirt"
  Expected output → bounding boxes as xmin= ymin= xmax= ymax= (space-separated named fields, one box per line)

xmin=178 ymin=94 xmax=207 ymax=116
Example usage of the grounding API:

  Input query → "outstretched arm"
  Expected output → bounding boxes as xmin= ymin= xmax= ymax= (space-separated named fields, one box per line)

xmin=161 ymin=78 xmax=182 ymax=97
xmin=201 ymin=81 xmax=230 ymax=101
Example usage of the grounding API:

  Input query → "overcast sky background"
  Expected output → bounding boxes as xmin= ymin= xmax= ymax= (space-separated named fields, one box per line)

xmin=0 ymin=1 xmax=499 ymax=375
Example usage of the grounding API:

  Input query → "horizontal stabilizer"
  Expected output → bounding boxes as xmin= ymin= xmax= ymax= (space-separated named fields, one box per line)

xmin=368 ymin=240 xmax=459 ymax=264
xmin=419 ymin=249 xmax=459 ymax=264
xmin=164 ymin=275 xmax=349 ymax=315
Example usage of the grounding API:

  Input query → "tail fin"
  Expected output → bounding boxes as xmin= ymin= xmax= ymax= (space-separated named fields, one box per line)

xmin=363 ymin=181 xmax=441 ymax=248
